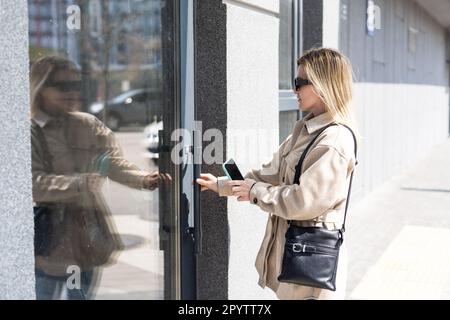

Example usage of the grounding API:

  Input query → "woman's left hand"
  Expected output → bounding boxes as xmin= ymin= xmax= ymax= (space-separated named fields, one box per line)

xmin=229 ymin=178 xmax=256 ymax=202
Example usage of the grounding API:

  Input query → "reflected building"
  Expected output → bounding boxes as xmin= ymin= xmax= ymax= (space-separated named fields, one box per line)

xmin=28 ymin=0 xmax=161 ymax=69
xmin=29 ymin=0 xmax=79 ymax=61
xmin=28 ymin=0 xmax=163 ymax=122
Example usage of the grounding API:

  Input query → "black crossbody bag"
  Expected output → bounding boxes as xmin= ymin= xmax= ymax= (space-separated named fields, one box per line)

xmin=31 ymin=121 xmax=58 ymax=256
xmin=277 ymin=123 xmax=358 ymax=291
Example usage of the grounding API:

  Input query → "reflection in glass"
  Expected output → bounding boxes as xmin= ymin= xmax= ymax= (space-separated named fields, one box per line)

xmin=28 ymin=0 xmax=175 ymax=300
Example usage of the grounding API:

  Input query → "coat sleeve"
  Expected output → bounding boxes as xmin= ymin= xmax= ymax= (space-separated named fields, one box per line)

xmin=248 ymin=145 xmax=352 ymax=221
xmin=217 ymin=135 xmax=292 ymax=197
xmin=94 ymin=118 xmax=147 ymax=189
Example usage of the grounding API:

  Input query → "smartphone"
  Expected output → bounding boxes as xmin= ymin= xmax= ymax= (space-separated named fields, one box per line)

xmin=222 ymin=158 xmax=245 ymax=180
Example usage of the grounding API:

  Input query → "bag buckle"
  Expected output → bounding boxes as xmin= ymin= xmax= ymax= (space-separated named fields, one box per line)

xmin=292 ymin=243 xmax=305 ymax=253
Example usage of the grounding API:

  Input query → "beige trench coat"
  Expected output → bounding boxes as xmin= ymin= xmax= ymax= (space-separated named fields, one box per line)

xmin=218 ymin=111 xmax=357 ymax=300
xmin=32 ymin=110 xmax=148 ymax=276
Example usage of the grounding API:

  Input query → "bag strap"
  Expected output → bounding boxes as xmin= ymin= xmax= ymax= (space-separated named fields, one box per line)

xmin=31 ymin=120 xmax=54 ymax=172
xmin=291 ymin=122 xmax=358 ymax=233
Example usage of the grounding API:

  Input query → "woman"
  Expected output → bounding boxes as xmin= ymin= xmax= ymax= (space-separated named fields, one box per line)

xmin=196 ymin=48 xmax=359 ymax=300
xmin=30 ymin=56 xmax=170 ymax=299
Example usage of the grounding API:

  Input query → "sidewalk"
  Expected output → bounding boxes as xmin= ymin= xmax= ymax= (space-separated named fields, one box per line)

xmin=346 ymin=138 xmax=450 ymax=299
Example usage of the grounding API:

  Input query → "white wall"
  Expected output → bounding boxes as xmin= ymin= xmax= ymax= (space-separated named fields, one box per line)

xmin=225 ymin=0 xmax=280 ymax=299
xmin=322 ymin=0 xmax=341 ymax=49
xmin=352 ymin=83 xmax=450 ymax=201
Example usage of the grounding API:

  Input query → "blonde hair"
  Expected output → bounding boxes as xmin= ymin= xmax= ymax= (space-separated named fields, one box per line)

xmin=30 ymin=56 xmax=79 ymax=117
xmin=297 ymin=48 xmax=359 ymax=138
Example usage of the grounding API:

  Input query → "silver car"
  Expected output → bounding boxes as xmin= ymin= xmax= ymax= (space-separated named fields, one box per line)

xmin=90 ymin=88 xmax=162 ymax=131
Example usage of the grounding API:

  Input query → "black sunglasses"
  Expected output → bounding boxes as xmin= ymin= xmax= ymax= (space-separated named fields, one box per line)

xmin=46 ymin=80 xmax=82 ymax=92
xmin=293 ymin=77 xmax=312 ymax=91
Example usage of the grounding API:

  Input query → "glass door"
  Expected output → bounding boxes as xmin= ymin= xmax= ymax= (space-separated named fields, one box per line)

xmin=29 ymin=0 xmax=191 ymax=300
xmin=178 ymin=0 xmax=200 ymax=299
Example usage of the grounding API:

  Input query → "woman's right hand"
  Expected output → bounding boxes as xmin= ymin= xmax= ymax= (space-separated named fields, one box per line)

xmin=196 ymin=173 xmax=218 ymax=193
xmin=143 ymin=171 xmax=172 ymax=190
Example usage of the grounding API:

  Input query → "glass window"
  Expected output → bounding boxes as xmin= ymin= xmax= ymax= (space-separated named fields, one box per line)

xmin=29 ymin=0 xmax=179 ymax=300
xmin=279 ymin=0 xmax=294 ymax=90
xmin=279 ymin=110 xmax=299 ymax=143
xmin=278 ymin=0 xmax=301 ymax=143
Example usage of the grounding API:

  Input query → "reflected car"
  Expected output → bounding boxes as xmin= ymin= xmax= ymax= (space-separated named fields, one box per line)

xmin=142 ymin=120 xmax=163 ymax=166
xmin=89 ymin=88 xmax=162 ymax=131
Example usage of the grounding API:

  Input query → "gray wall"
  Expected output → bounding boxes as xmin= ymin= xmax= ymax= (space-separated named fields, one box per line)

xmin=446 ymin=31 xmax=450 ymax=136
xmin=0 ymin=0 xmax=35 ymax=299
xmin=336 ymin=0 xmax=450 ymax=202
xmin=303 ymin=0 xmax=323 ymax=51
xmin=447 ymin=31 xmax=450 ymax=86
xmin=196 ymin=0 xmax=229 ymax=300
xmin=340 ymin=0 xmax=449 ymax=86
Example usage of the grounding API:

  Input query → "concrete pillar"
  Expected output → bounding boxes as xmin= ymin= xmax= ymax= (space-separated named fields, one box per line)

xmin=0 ymin=0 xmax=35 ymax=300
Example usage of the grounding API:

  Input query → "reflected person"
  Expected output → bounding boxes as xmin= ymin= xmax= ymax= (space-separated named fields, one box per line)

xmin=30 ymin=56 xmax=170 ymax=300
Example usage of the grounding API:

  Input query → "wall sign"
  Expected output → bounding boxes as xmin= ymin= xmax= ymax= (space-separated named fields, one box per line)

xmin=366 ymin=0 xmax=381 ymax=37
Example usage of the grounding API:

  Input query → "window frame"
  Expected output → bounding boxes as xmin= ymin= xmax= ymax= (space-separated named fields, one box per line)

xmin=279 ymin=0 xmax=302 ymax=113
xmin=279 ymin=0 xmax=303 ymax=144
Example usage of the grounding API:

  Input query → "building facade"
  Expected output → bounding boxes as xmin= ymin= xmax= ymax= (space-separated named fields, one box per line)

xmin=0 ymin=0 xmax=449 ymax=300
